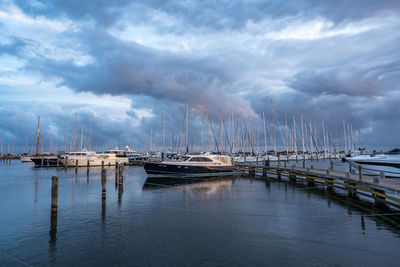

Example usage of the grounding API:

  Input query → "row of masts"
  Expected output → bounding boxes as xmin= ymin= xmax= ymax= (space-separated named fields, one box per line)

xmin=0 ymin=105 xmax=361 ymax=156
xmin=145 ymin=104 xmax=361 ymax=156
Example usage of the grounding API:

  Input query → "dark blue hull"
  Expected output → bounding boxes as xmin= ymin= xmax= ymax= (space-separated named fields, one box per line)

xmin=31 ymin=157 xmax=63 ymax=167
xmin=143 ymin=162 xmax=242 ymax=178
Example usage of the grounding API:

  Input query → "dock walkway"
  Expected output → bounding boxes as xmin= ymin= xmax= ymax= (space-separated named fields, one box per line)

xmin=239 ymin=164 xmax=400 ymax=205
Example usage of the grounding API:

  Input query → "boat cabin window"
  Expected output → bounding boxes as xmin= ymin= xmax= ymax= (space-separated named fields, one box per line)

xmin=189 ymin=157 xmax=213 ymax=162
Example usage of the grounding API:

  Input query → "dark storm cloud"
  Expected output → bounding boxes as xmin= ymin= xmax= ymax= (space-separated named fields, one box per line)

xmin=288 ymin=64 xmax=400 ymax=97
xmin=24 ymin=28 xmax=254 ymax=116
xmin=14 ymin=0 xmax=400 ymax=30
xmin=2 ymin=0 xmax=400 ymax=150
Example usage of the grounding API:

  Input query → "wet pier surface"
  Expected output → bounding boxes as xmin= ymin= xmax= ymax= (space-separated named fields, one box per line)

xmin=1 ymin=160 xmax=400 ymax=266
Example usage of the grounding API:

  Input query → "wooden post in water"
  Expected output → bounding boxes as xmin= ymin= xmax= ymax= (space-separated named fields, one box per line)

xmin=87 ymin=160 xmax=90 ymax=176
xmin=358 ymin=165 xmax=362 ymax=181
xmin=302 ymin=154 xmax=305 ymax=168
xmin=284 ymin=160 xmax=286 ymax=168
xmin=101 ymin=160 xmax=104 ymax=170
xmin=278 ymin=154 xmax=280 ymax=167
xmin=50 ymin=176 xmax=58 ymax=244
xmin=330 ymin=160 xmax=333 ymax=171
xmin=56 ymin=158 xmax=60 ymax=168
xmin=118 ymin=165 xmax=124 ymax=205
xmin=326 ymin=179 xmax=333 ymax=191
xmin=115 ymin=162 xmax=119 ymax=180
xmin=101 ymin=169 xmax=107 ymax=199
xmin=51 ymin=176 xmax=58 ymax=213
xmin=75 ymin=160 xmax=78 ymax=174
xmin=119 ymin=165 xmax=124 ymax=180
xmin=277 ymin=170 xmax=281 ymax=180
xmin=262 ymin=168 xmax=267 ymax=177
xmin=65 ymin=156 xmax=68 ymax=169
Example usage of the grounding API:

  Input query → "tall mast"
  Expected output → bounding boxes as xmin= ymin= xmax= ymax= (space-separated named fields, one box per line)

xmin=35 ymin=116 xmax=40 ymax=156
xmin=322 ymin=120 xmax=326 ymax=157
xmin=80 ymin=123 xmax=84 ymax=151
xmin=206 ymin=112 xmax=210 ymax=152
xmin=293 ymin=116 xmax=297 ymax=156
xmin=343 ymin=120 xmax=347 ymax=154
xmin=162 ymin=108 xmax=165 ymax=152
xmin=309 ymin=122 xmax=313 ymax=155
xmin=285 ymin=116 xmax=289 ymax=157
xmin=150 ymin=127 xmax=153 ymax=153
xmin=271 ymin=101 xmax=276 ymax=154
xmin=201 ymin=113 xmax=204 ymax=152
xmin=300 ymin=114 xmax=305 ymax=155
xmin=231 ymin=108 xmax=235 ymax=153
xmin=185 ymin=104 xmax=189 ymax=154
xmin=219 ymin=113 xmax=223 ymax=153
xmin=263 ymin=112 xmax=267 ymax=154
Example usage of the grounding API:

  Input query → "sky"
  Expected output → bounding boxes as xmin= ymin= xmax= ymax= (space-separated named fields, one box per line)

xmin=0 ymin=0 xmax=400 ymax=153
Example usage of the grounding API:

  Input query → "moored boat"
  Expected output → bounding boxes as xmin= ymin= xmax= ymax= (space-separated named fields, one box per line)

xmin=143 ymin=153 xmax=242 ymax=178
xmin=60 ymin=149 xmax=128 ymax=167
xmin=346 ymin=152 xmax=400 ymax=178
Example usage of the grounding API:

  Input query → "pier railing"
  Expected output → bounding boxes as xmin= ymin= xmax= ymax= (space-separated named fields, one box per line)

xmin=239 ymin=163 xmax=400 ymax=207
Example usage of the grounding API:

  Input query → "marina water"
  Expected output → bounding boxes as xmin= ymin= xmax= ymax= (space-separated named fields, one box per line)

xmin=1 ymin=160 xmax=400 ymax=266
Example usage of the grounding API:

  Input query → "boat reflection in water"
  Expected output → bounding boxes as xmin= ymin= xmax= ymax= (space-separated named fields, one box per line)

xmin=143 ymin=175 xmax=239 ymax=190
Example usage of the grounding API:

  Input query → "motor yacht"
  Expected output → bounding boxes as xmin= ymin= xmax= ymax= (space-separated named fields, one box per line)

xmin=346 ymin=152 xmax=400 ymax=178
xmin=61 ymin=149 xmax=128 ymax=167
xmin=144 ymin=153 xmax=242 ymax=178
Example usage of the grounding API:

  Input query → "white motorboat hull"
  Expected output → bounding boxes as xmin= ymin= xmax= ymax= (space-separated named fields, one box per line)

xmin=21 ymin=156 xmax=32 ymax=163
xmin=62 ymin=157 xmax=128 ymax=167
xmin=346 ymin=155 xmax=400 ymax=178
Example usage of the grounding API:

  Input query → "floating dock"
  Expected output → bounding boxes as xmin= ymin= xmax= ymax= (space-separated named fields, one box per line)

xmin=240 ymin=163 xmax=400 ymax=208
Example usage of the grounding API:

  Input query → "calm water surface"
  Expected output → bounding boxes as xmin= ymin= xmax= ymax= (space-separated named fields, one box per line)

xmin=1 ymin=160 xmax=400 ymax=266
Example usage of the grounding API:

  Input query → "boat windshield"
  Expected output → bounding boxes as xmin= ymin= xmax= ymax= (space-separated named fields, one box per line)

xmin=181 ymin=156 xmax=190 ymax=161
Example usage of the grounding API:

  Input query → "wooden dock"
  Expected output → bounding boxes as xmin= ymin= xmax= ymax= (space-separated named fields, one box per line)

xmin=239 ymin=164 xmax=400 ymax=207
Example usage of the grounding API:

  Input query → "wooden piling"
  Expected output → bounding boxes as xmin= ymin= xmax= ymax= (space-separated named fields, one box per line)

xmin=49 ymin=176 xmax=58 ymax=243
xmin=119 ymin=165 xmax=124 ymax=178
xmin=101 ymin=160 xmax=104 ymax=170
xmin=75 ymin=160 xmax=78 ymax=173
xmin=307 ymin=177 xmax=315 ymax=187
xmin=87 ymin=160 xmax=90 ymax=176
xmin=56 ymin=158 xmax=60 ymax=168
xmin=118 ymin=165 xmax=124 ymax=205
xmin=358 ymin=165 xmax=362 ymax=181
xmin=65 ymin=156 xmax=68 ymax=169
xmin=51 ymin=176 xmax=58 ymax=213
xmin=101 ymin=169 xmax=107 ymax=199
xmin=262 ymin=168 xmax=267 ymax=177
